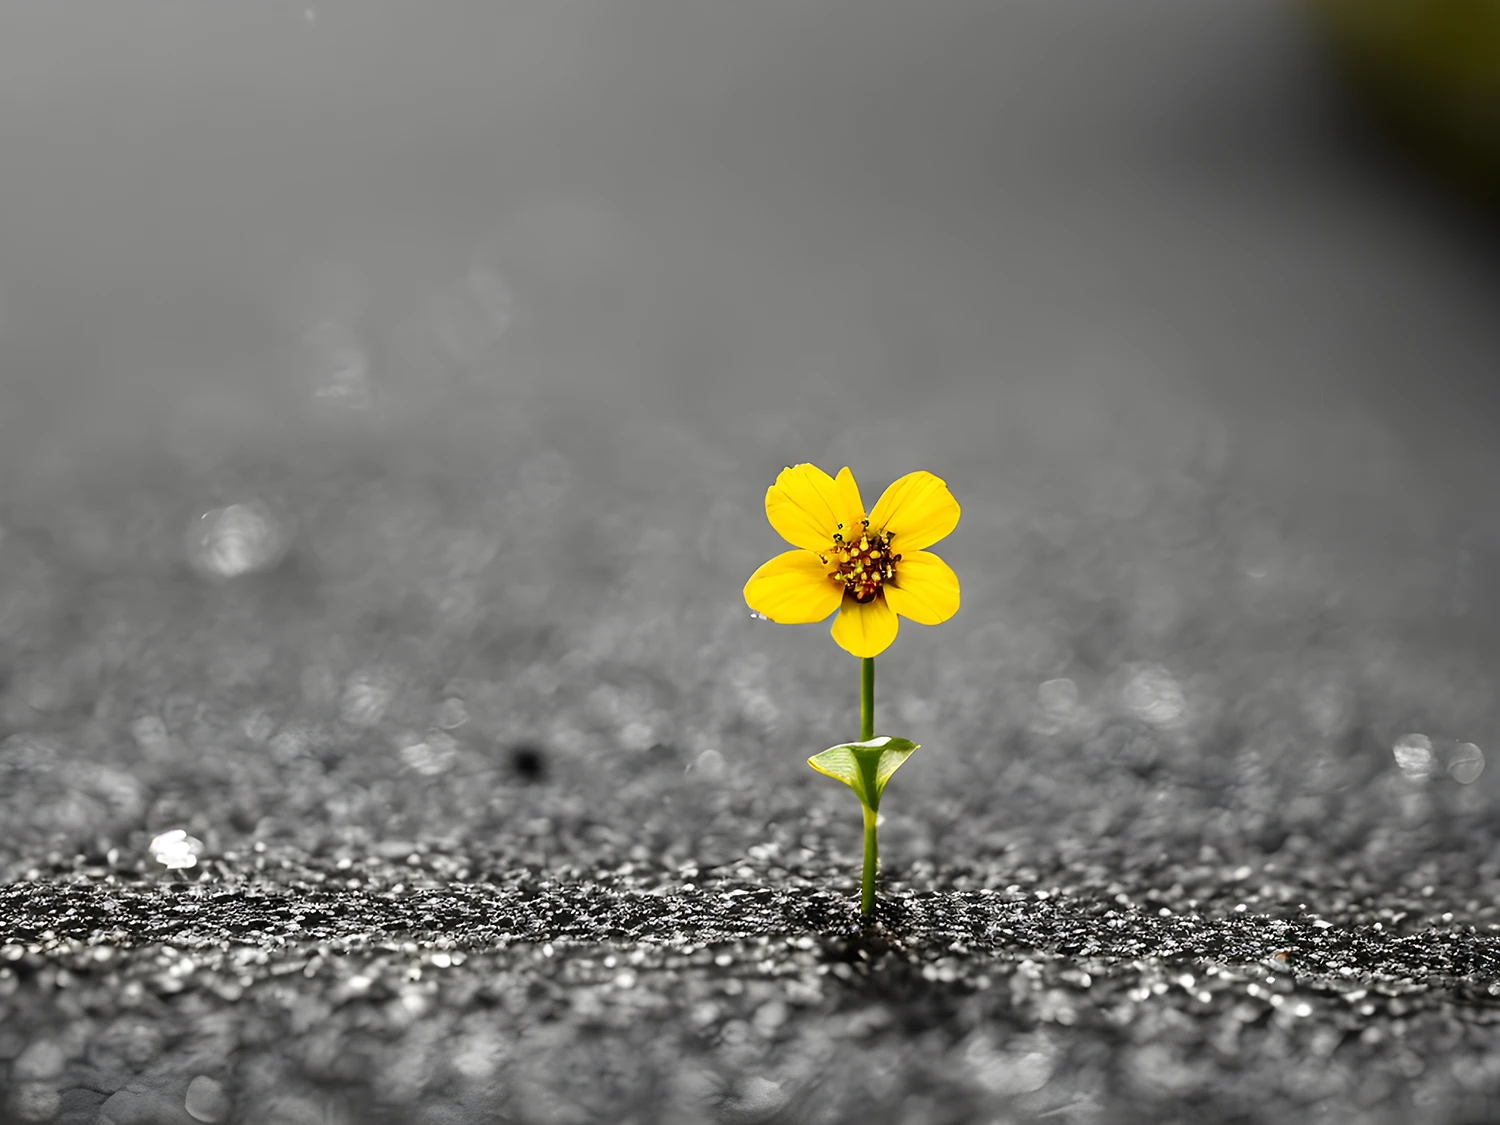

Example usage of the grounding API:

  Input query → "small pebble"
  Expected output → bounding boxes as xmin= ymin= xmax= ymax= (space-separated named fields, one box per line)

xmin=13 ymin=1039 xmax=66 ymax=1081
xmin=8 ymin=1084 xmax=61 ymax=1124
xmin=185 ymin=1075 xmax=231 ymax=1124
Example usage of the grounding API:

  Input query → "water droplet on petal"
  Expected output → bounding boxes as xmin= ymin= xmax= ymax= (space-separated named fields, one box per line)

xmin=1393 ymin=733 xmax=1436 ymax=781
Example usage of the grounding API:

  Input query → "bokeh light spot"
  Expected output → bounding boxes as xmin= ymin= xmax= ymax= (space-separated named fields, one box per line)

xmin=1122 ymin=665 xmax=1185 ymax=727
xmin=1393 ymin=733 xmax=1436 ymax=781
xmin=1447 ymin=742 xmax=1485 ymax=785
xmin=188 ymin=503 xmax=288 ymax=580
xmin=148 ymin=829 xmax=205 ymax=871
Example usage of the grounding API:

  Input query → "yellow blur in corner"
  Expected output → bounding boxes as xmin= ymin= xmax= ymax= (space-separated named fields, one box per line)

xmin=1306 ymin=0 xmax=1500 ymax=197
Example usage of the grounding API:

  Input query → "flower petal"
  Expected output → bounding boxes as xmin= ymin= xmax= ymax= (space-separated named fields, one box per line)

xmin=869 ymin=471 xmax=961 ymax=552
xmin=744 ymin=549 xmax=843 ymax=624
xmin=830 ymin=592 xmax=900 ymax=658
xmin=883 ymin=550 xmax=960 ymax=625
xmin=833 ymin=466 xmax=866 ymax=532
xmin=765 ymin=464 xmax=846 ymax=551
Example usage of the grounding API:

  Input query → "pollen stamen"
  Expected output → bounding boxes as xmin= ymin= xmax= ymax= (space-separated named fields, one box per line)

xmin=829 ymin=521 xmax=898 ymax=604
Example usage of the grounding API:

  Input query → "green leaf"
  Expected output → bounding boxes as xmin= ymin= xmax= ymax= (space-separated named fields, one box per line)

xmin=807 ymin=736 xmax=919 ymax=812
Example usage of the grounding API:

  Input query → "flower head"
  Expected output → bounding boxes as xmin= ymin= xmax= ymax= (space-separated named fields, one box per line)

xmin=743 ymin=464 xmax=961 ymax=658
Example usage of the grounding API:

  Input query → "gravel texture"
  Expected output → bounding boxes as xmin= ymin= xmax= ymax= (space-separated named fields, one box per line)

xmin=7 ymin=781 xmax=1500 ymax=1125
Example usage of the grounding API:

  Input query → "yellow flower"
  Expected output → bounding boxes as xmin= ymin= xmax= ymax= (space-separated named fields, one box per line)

xmin=743 ymin=464 xmax=961 ymax=658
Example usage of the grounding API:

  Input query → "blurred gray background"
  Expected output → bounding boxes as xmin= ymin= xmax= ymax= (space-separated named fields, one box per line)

xmin=3 ymin=0 xmax=1500 ymax=862
xmin=5 ymin=0 xmax=1498 ymax=457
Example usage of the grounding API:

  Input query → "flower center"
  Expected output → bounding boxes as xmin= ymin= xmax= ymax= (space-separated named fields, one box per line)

xmin=821 ymin=518 xmax=901 ymax=604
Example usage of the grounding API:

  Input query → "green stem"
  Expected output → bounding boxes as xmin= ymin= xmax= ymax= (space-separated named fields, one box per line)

xmin=860 ymin=655 xmax=876 ymax=917
xmin=860 ymin=656 xmax=875 ymax=741
xmin=861 ymin=805 xmax=879 ymax=918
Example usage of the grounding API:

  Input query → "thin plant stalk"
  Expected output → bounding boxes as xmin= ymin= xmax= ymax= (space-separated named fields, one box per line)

xmin=861 ymin=805 xmax=879 ymax=917
xmin=860 ymin=656 xmax=875 ymax=741
xmin=860 ymin=656 xmax=876 ymax=915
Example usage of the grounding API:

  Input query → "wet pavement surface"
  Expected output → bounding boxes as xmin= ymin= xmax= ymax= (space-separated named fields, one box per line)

xmin=8 ymin=868 xmax=1500 ymax=991
xmin=8 ymin=844 xmax=1500 ymax=1124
